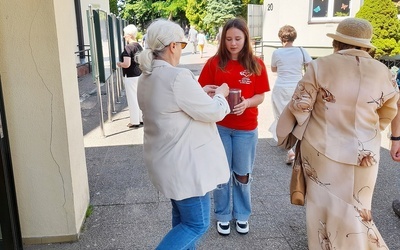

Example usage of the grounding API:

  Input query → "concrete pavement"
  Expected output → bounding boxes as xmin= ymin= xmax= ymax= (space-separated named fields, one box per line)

xmin=24 ymin=43 xmax=400 ymax=250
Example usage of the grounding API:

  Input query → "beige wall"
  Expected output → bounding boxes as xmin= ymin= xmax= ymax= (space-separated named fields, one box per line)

xmin=0 ymin=0 xmax=89 ymax=244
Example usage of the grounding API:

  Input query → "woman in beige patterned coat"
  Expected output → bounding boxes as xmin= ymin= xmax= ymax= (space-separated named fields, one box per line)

xmin=278 ymin=18 xmax=399 ymax=249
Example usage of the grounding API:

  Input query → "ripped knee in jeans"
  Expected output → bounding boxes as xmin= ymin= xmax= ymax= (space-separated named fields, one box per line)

xmin=233 ymin=172 xmax=249 ymax=184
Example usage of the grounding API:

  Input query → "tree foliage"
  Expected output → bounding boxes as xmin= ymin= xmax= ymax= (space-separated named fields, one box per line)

xmin=203 ymin=0 xmax=242 ymax=34
xmin=186 ymin=0 xmax=207 ymax=30
xmin=110 ymin=0 xmax=118 ymax=15
xmin=356 ymin=0 xmax=400 ymax=58
xmin=119 ymin=0 xmax=188 ymax=29
xmin=117 ymin=0 xmax=259 ymax=36
xmin=153 ymin=0 xmax=187 ymax=23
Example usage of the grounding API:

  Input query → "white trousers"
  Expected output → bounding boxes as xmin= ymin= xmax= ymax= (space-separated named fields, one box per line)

xmin=123 ymin=76 xmax=142 ymax=125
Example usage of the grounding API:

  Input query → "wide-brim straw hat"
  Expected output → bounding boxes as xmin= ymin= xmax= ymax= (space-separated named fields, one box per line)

xmin=326 ymin=17 xmax=375 ymax=49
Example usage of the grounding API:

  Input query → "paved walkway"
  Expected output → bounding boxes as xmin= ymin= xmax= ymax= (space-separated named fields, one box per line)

xmin=25 ymin=44 xmax=400 ymax=250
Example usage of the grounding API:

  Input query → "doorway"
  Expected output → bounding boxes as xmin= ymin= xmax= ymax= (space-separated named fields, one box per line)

xmin=0 ymin=76 xmax=23 ymax=250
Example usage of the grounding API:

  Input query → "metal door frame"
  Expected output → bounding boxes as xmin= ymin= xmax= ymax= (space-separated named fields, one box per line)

xmin=0 ymin=76 xmax=23 ymax=250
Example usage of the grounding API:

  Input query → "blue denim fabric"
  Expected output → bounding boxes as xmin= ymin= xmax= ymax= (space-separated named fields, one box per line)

xmin=156 ymin=193 xmax=210 ymax=250
xmin=213 ymin=125 xmax=257 ymax=222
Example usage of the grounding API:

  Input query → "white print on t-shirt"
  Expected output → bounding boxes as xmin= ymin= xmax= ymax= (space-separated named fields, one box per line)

xmin=239 ymin=70 xmax=252 ymax=84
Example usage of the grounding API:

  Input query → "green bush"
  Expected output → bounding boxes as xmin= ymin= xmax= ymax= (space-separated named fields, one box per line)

xmin=356 ymin=0 xmax=400 ymax=58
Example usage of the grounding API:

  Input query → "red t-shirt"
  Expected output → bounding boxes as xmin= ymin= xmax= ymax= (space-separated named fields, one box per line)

xmin=198 ymin=56 xmax=270 ymax=130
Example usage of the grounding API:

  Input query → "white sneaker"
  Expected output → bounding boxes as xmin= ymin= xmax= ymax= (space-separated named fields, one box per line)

xmin=235 ymin=220 xmax=249 ymax=234
xmin=216 ymin=221 xmax=230 ymax=235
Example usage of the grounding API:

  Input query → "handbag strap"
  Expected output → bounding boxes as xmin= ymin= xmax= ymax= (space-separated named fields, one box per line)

xmin=299 ymin=47 xmax=306 ymax=73
xmin=294 ymin=140 xmax=302 ymax=166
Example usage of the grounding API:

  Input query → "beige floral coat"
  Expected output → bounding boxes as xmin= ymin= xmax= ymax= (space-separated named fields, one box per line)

xmin=289 ymin=49 xmax=399 ymax=167
xmin=279 ymin=49 xmax=399 ymax=249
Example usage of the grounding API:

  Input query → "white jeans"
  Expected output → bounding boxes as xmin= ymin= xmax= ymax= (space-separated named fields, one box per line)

xmin=123 ymin=76 xmax=142 ymax=125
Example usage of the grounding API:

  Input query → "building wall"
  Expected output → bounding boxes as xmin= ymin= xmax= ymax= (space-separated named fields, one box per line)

xmin=262 ymin=0 xmax=363 ymax=65
xmin=0 ymin=0 xmax=89 ymax=244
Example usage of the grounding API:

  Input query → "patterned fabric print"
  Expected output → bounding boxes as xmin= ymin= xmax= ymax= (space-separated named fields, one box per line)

xmin=353 ymin=186 xmax=371 ymax=205
xmin=303 ymin=156 xmax=330 ymax=187
xmin=349 ymin=186 xmax=388 ymax=249
xmin=318 ymin=221 xmax=337 ymax=250
xmin=367 ymin=92 xmax=385 ymax=109
xmin=345 ymin=207 xmax=389 ymax=249
xmin=357 ymin=149 xmax=377 ymax=167
xmin=320 ymin=87 xmax=336 ymax=103
xmin=291 ymin=82 xmax=316 ymax=112
xmin=302 ymin=139 xmax=388 ymax=249
xmin=357 ymin=141 xmax=377 ymax=167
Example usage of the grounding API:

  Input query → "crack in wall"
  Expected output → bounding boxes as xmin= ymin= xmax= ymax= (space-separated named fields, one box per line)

xmin=29 ymin=2 xmax=69 ymax=231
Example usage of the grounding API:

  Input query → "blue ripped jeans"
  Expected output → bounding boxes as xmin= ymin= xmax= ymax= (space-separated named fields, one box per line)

xmin=213 ymin=125 xmax=258 ymax=222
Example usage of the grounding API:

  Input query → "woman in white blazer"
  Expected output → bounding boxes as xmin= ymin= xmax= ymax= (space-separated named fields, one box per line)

xmin=136 ymin=19 xmax=231 ymax=250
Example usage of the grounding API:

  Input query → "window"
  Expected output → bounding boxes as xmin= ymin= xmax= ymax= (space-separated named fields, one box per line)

xmin=311 ymin=0 xmax=350 ymax=21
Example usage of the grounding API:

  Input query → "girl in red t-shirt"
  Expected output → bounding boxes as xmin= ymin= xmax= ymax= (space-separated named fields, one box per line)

xmin=198 ymin=17 xmax=270 ymax=236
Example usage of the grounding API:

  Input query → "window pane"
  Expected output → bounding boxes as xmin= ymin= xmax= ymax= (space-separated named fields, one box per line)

xmin=333 ymin=0 xmax=350 ymax=17
xmin=312 ymin=0 xmax=329 ymax=17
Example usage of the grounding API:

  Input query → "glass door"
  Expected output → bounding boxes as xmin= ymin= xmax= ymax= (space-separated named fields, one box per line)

xmin=0 ymin=76 xmax=22 ymax=250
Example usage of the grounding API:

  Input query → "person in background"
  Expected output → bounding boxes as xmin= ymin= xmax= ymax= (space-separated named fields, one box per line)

xmin=269 ymin=25 xmax=312 ymax=165
xmin=184 ymin=25 xmax=189 ymax=38
xmin=198 ymin=17 xmax=270 ymax=236
xmin=188 ymin=25 xmax=198 ymax=54
xmin=136 ymin=18 xmax=231 ymax=249
xmin=141 ymin=29 xmax=147 ymax=48
xmin=389 ymin=98 xmax=400 ymax=217
xmin=215 ymin=26 xmax=223 ymax=46
xmin=277 ymin=17 xmax=398 ymax=249
xmin=197 ymin=30 xmax=207 ymax=58
xmin=117 ymin=24 xmax=143 ymax=129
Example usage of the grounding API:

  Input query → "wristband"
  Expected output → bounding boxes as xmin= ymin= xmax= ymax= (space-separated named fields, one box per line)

xmin=390 ymin=135 xmax=400 ymax=141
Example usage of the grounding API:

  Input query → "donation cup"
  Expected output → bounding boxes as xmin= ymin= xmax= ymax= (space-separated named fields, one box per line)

xmin=227 ymin=88 xmax=241 ymax=113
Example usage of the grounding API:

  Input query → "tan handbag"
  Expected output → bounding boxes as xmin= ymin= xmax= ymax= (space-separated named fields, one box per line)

xmin=290 ymin=141 xmax=306 ymax=206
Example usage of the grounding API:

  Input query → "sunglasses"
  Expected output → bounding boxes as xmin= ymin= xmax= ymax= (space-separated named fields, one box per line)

xmin=176 ymin=42 xmax=188 ymax=49
xmin=158 ymin=38 xmax=187 ymax=49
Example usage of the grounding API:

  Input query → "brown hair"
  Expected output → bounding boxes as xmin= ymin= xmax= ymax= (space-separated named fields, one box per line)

xmin=216 ymin=17 xmax=262 ymax=75
xmin=332 ymin=40 xmax=373 ymax=54
xmin=278 ymin=25 xmax=297 ymax=43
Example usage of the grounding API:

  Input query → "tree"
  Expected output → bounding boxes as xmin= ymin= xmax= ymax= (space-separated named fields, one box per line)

xmin=119 ymin=0 xmax=188 ymax=29
xmin=356 ymin=0 xmax=400 ymax=58
xmin=186 ymin=0 xmax=207 ymax=30
xmin=203 ymin=0 xmax=242 ymax=35
xmin=110 ymin=0 xmax=118 ymax=15
xmin=152 ymin=0 xmax=188 ymax=26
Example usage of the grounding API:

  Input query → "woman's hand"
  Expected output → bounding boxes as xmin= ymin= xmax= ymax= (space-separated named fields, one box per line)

xmin=203 ymin=85 xmax=219 ymax=97
xmin=232 ymin=96 xmax=250 ymax=115
xmin=215 ymin=83 xmax=229 ymax=97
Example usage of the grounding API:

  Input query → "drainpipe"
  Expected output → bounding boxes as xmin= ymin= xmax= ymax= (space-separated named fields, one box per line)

xmin=74 ymin=0 xmax=85 ymax=64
